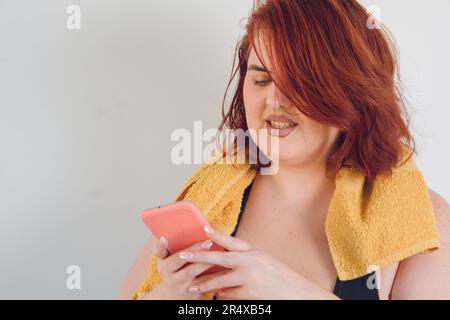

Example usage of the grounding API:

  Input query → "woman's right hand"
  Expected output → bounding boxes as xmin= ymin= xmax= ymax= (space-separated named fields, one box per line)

xmin=142 ymin=236 xmax=216 ymax=300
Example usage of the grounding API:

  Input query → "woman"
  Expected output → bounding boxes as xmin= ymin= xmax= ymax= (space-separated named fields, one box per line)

xmin=119 ymin=0 xmax=450 ymax=300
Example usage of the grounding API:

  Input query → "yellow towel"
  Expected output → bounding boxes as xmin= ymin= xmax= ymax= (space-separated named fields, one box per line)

xmin=132 ymin=144 xmax=440 ymax=300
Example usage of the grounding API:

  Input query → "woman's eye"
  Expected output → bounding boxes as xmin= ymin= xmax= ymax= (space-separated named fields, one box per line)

xmin=254 ymin=79 xmax=271 ymax=87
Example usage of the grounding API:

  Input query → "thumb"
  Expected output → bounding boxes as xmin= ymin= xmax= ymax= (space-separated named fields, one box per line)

xmin=154 ymin=236 xmax=169 ymax=259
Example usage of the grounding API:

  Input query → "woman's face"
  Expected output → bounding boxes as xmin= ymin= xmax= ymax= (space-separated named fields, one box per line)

xmin=243 ymin=41 xmax=342 ymax=169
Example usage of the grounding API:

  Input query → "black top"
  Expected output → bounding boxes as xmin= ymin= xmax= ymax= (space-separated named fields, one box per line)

xmin=226 ymin=180 xmax=380 ymax=300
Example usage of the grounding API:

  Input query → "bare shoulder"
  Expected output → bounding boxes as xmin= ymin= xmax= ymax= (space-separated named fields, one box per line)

xmin=429 ymin=189 xmax=450 ymax=218
xmin=390 ymin=188 xmax=450 ymax=299
xmin=427 ymin=189 xmax=450 ymax=242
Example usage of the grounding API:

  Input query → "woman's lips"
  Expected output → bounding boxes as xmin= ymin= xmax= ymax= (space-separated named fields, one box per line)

xmin=265 ymin=121 xmax=298 ymax=137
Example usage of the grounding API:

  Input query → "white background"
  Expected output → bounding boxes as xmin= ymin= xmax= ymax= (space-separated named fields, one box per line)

xmin=0 ymin=0 xmax=448 ymax=299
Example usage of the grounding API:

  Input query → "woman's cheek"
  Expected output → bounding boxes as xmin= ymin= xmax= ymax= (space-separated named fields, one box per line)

xmin=244 ymin=102 xmax=262 ymax=130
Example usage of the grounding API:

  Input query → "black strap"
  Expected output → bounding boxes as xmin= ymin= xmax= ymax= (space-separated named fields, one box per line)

xmin=333 ymin=272 xmax=380 ymax=300
xmin=231 ymin=181 xmax=253 ymax=237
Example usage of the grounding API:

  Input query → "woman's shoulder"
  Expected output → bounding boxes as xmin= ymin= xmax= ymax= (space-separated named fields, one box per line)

xmin=429 ymin=189 xmax=450 ymax=220
xmin=428 ymin=188 xmax=450 ymax=249
xmin=389 ymin=188 xmax=450 ymax=299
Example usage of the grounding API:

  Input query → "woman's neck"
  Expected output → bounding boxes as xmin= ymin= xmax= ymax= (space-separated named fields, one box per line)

xmin=256 ymin=162 xmax=336 ymax=217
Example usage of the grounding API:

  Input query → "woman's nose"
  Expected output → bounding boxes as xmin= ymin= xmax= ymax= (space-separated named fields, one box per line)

xmin=266 ymin=85 xmax=286 ymax=111
xmin=266 ymin=96 xmax=280 ymax=110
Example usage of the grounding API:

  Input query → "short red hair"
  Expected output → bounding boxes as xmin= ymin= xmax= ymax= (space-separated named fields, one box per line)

xmin=217 ymin=0 xmax=416 ymax=180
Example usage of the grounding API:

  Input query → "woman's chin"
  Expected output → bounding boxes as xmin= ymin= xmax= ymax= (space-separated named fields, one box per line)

xmin=255 ymin=147 xmax=301 ymax=165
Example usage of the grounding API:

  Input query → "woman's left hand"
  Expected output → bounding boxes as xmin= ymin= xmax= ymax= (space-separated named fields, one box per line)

xmin=179 ymin=226 xmax=339 ymax=300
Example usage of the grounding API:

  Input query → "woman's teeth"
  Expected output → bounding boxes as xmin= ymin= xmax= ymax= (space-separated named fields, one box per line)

xmin=269 ymin=121 xmax=297 ymax=129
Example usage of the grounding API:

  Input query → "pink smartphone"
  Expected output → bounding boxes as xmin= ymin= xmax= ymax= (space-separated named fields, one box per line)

xmin=140 ymin=200 xmax=231 ymax=277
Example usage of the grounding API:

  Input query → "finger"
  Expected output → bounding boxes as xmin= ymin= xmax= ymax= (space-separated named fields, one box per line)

xmin=215 ymin=287 xmax=243 ymax=299
xmin=154 ymin=236 xmax=169 ymax=259
xmin=174 ymin=262 xmax=215 ymax=283
xmin=165 ymin=239 xmax=214 ymax=273
xmin=178 ymin=251 xmax=242 ymax=268
xmin=189 ymin=271 xmax=242 ymax=294
xmin=189 ymin=268 xmax=234 ymax=289
xmin=204 ymin=226 xmax=252 ymax=251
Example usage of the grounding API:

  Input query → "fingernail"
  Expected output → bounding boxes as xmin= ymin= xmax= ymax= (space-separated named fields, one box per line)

xmin=204 ymin=226 xmax=213 ymax=234
xmin=179 ymin=252 xmax=194 ymax=260
xmin=159 ymin=236 xmax=167 ymax=244
xmin=188 ymin=286 xmax=199 ymax=293
xmin=201 ymin=240 xmax=213 ymax=250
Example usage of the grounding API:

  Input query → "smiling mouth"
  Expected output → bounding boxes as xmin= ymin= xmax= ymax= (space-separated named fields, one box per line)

xmin=266 ymin=120 xmax=297 ymax=129
xmin=265 ymin=121 xmax=298 ymax=138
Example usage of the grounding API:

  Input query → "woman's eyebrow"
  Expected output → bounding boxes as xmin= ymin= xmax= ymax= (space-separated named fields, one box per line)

xmin=247 ymin=64 xmax=268 ymax=73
